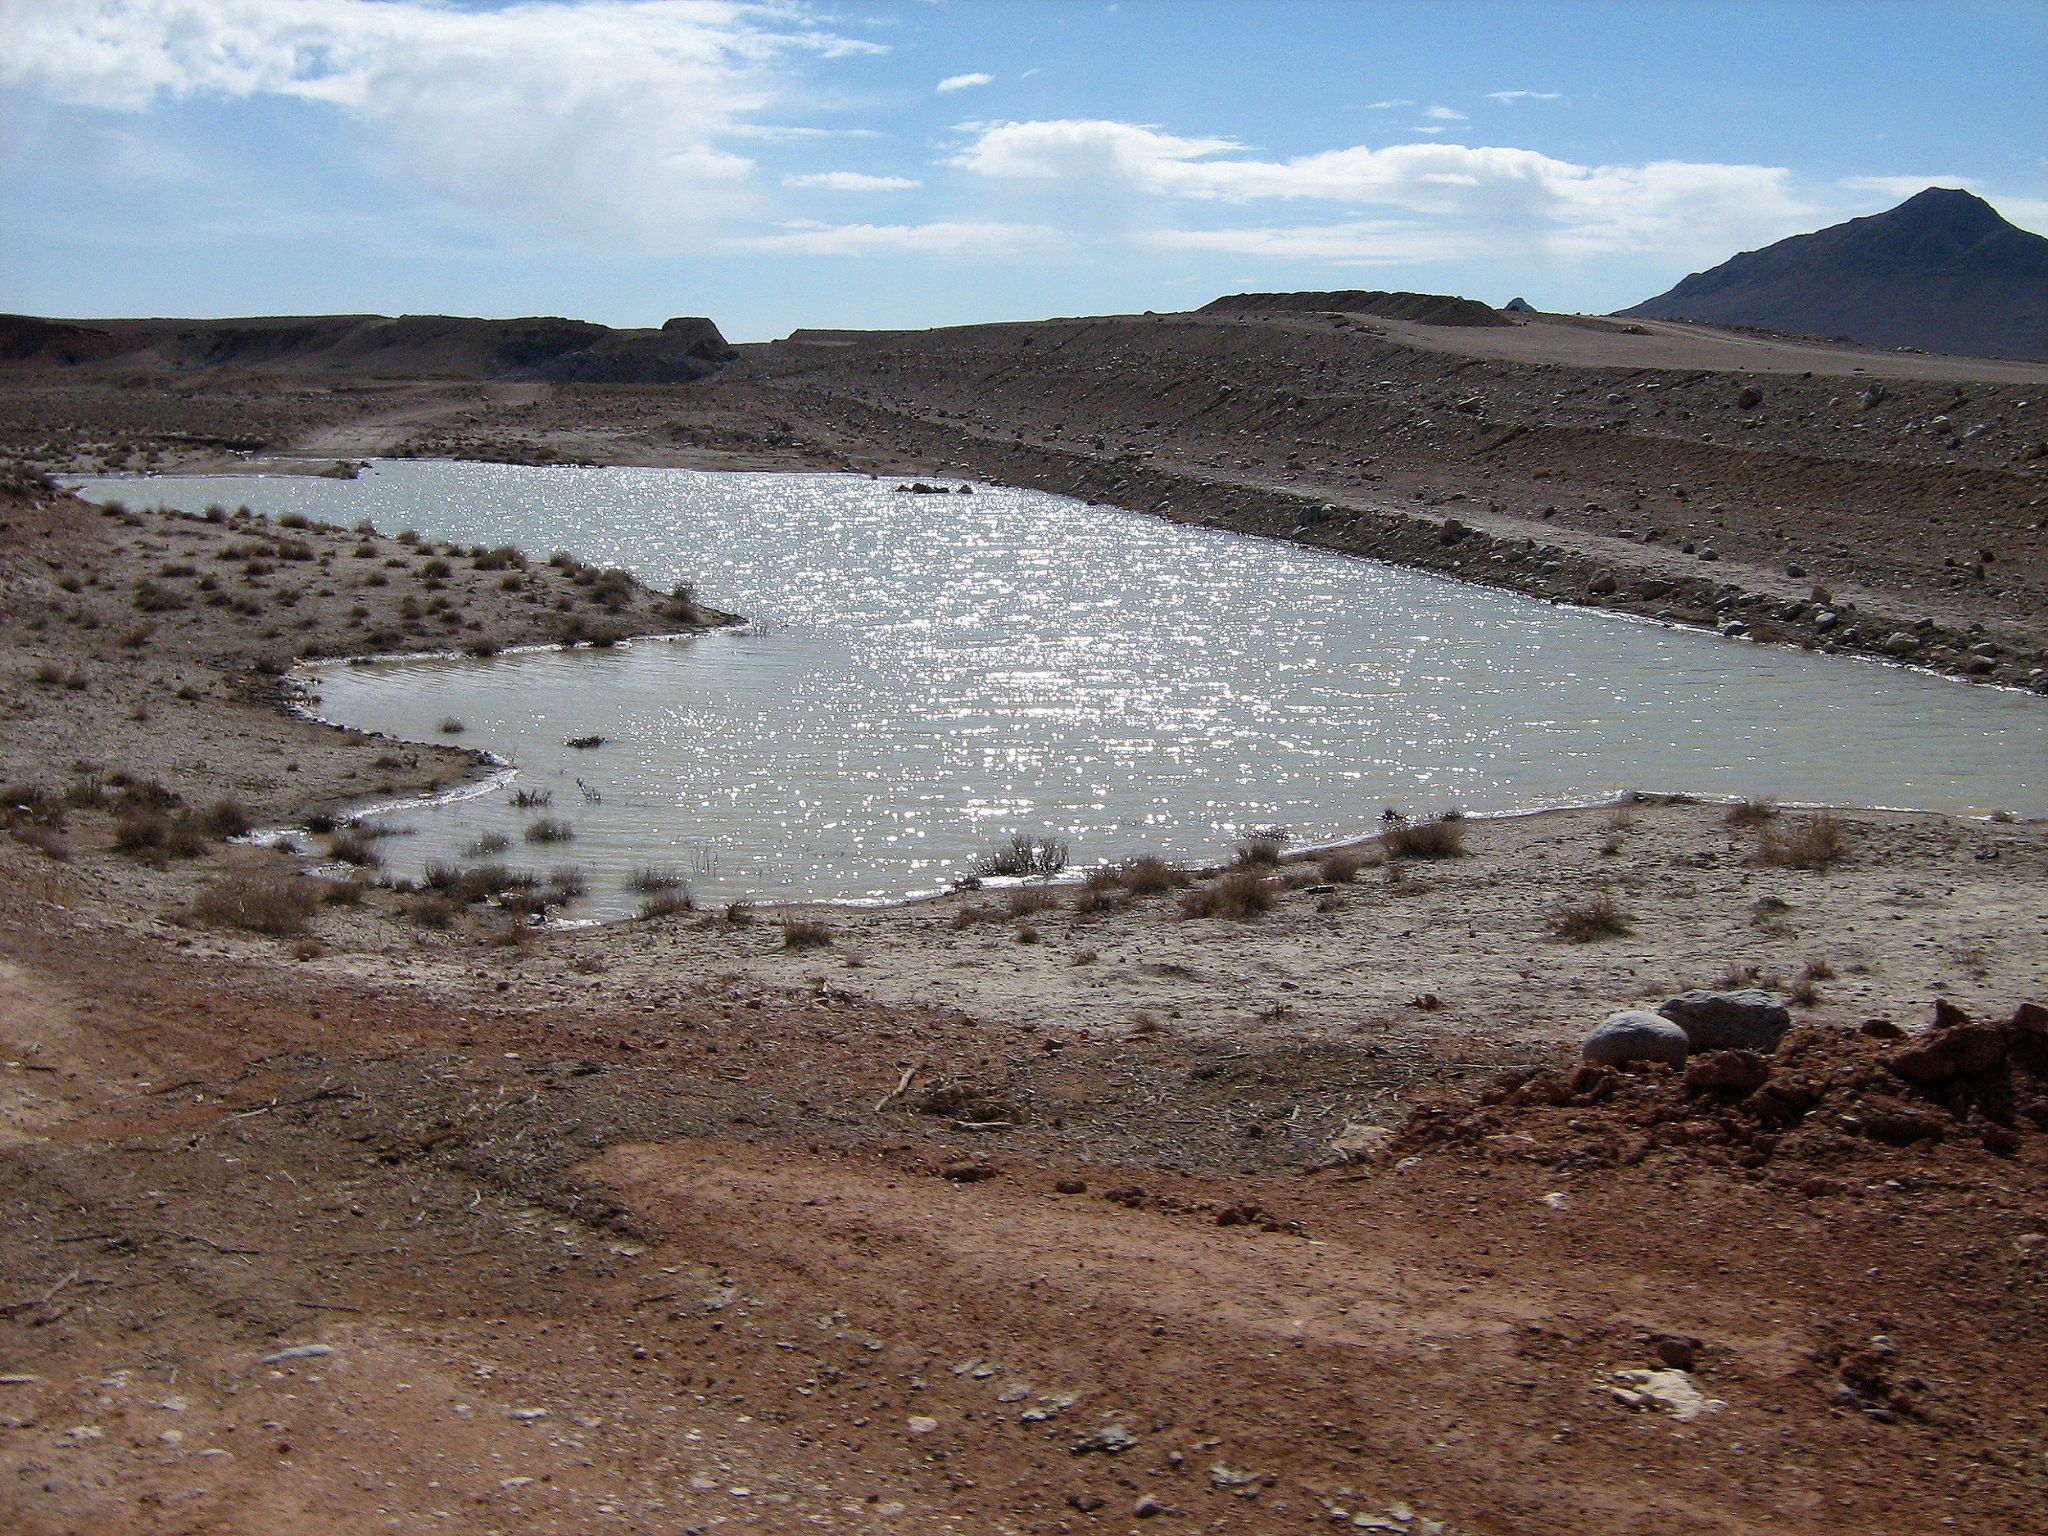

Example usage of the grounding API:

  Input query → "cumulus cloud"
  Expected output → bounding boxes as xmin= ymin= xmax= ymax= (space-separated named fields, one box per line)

xmin=1423 ymin=105 xmax=1467 ymax=121
xmin=0 ymin=0 xmax=888 ymax=240
xmin=950 ymin=118 xmax=1816 ymax=262
xmin=727 ymin=218 xmax=1055 ymax=256
xmin=1487 ymin=90 xmax=1562 ymax=104
xmin=783 ymin=170 xmax=921 ymax=191
xmin=936 ymin=71 xmax=993 ymax=93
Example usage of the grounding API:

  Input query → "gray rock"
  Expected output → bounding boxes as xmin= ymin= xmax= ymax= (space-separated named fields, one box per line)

xmin=1737 ymin=385 xmax=1763 ymax=410
xmin=1583 ymin=1011 xmax=1691 ymax=1068
xmin=1883 ymin=630 xmax=1920 ymax=657
xmin=1657 ymin=989 xmax=1792 ymax=1052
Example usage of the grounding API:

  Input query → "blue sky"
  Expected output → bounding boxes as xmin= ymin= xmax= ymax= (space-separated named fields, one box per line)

xmin=3 ymin=1 xmax=2044 ymax=340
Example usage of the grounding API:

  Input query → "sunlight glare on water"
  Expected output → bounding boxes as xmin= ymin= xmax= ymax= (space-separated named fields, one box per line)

xmin=76 ymin=461 xmax=2048 ymax=917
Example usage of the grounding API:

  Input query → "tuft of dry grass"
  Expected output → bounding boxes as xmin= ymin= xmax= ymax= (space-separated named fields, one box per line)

xmin=1382 ymin=816 xmax=1466 ymax=860
xmin=636 ymin=890 xmax=694 ymax=921
xmin=1754 ymin=810 xmax=1847 ymax=872
xmin=627 ymin=865 xmax=689 ymax=894
xmin=523 ymin=816 xmax=574 ymax=845
xmin=191 ymin=873 xmax=320 ymax=937
xmin=971 ymin=832 xmax=1069 ymax=879
xmin=1724 ymin=797 xmax=1778 ymax=827
xmin=1318 ymin=848 xmax=1367 ymax=883
xmin=781 ymin=913 xmax=832 ymax=949
xmin=1546 ymin=890 xmax=1633 ymax=942
xmin=1233 ymin=836 xmax=1283 ymax=868
xmin=1179 ymin=868 xmax=1275 ymax=920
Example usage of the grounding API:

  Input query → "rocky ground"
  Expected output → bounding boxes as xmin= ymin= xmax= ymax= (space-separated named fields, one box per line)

xmin=2 ymin=304 xmax=2047 ymax=1533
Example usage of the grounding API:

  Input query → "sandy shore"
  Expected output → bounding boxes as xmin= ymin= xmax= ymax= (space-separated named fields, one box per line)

xmin=3 ymin=317 xmax=2047 ymax=1532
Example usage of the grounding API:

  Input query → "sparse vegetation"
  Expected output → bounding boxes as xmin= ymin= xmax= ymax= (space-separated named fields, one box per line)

xmin=971 ymin=832 xmax=1069 ymax=879
xmin=191 ymin=873 xmax=320 ymax=937
xmin=523 ymin=816 xmax=573 ymax=844
xmin=565 ymin=734 xmax=606 ymax=750
xmin=1318 ymin=849 xmax=1366 ymax=883
xmin=1382 ymin=815 xmax=1466 ymax=860
xmin=508 ymin=787 xmax=552 ymax=809
xmin=1547 ymin=890 xmax=1633 ymax=942
xmin=627 ymin=864 xmax=688 ymax=894
xmin=1755 ymin=811 xmax=1847 ymax=872
xmin=1178 ymin=868 xmax=1275 ymax=920
xmin=781 ymin=913 xmax=832 ymax=948
xmin=1234 ymin=836 xmax=1283 ymax=867
xmin=1724 ymin=796 xmax=1778 ymax=827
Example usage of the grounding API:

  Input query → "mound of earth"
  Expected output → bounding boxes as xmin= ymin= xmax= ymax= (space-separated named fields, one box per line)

xmin=0 ymin=311 xmax=738 ymax=384
xmin=1199 ymin=289 xmax=1508 ymax=326
xmin=1393 ymin=999 xmax=2048 ymax=1173
xmin=1619 ymin=187 xmax=2048 ymax=360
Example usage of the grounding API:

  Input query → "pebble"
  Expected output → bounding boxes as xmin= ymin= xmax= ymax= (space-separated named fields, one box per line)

xmin=258 ymin=1345 xmax=332 ymax=1365
xmin=907 ymin=1415 xmax=938 ymax=1434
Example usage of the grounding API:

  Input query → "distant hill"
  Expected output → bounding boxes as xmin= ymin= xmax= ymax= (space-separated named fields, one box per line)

xmin=0 ymin=312 xmax=738 ymax=383
xmin=1201 ymin=290 xmax=1509 ymax=327
xmin=1618 ymin=188 xmax=2048 ymax=359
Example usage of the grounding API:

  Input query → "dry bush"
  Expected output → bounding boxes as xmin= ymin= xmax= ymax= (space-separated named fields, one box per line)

xmin=781 ymin=913 xmax=832 ymax=948
xmin=638 ymin=890 xmax=694 ymax=921
xmin=1382 ymin=816 xmax=1465 ymax=860
xmin=627 ymin=865 xmax=688 ymax=894
xmin=509 ymin=787 xmax=552 ymax=809
xmin=1179 ymin=869 xmax=1275 ymax=920
xmin=1319 ymin=849 xmax=1366 ymax=883
xmin=523 ymin=816 xmax=573 ymax=844
xmin=330 ymin=827 xmax=384 ymax=867
xmin=1755 ymin=811 xmax=1847 ymax=872
xmin=542 ymin=866 xmax=588 ymax=904
xmin=1724 ymin=797 xmax=1778 ymax=827
xmin=1546 ymin=891 xmax=1633 ymax=942
xmin=1005 ymin=887 xmax=1059 ymax=918
xmin=191 ymin=873 xmax=320 ymax=936
xmin=201 ymin=798 xmax=252 ymax=839
xmin=971 ymin=832 xmax=1069 ymax=879
xmin=1234 ymin=836 xmax=1283 ymax=868
xmin=408 ymin=892 xmax=457 ymax=929
xmin=723 ymin=900 xmax=754 ymax=926
xmin=1114 ymin=855 xmax=1185 ymax=895
xmin=11 ymin=823 xmax=69 ymax=861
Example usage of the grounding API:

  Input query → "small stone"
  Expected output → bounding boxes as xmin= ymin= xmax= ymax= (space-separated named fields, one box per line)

xmin=1134 ymin=1493 xmax=1167 ymax=1517
xmin=257 ymin=1344 xmax=333 ymax=1366
xmin=508 ymin=1407 xmax=549 ymax=1421
xmin=907 ymin=1415 xmax=938 ymax=1435
xmin=1737 ymin=385 xmax=1763 ymax=410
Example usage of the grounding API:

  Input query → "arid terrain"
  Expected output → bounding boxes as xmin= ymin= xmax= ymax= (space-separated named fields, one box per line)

xmin=2 ymin=299 xmax=2046 ymax=1535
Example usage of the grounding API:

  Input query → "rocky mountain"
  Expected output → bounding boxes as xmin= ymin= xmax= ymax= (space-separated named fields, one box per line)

xmin=1618 ymin=188 xmax=2048 ymax=359
xmin=0 ymin=312 xmax=737 ymax=383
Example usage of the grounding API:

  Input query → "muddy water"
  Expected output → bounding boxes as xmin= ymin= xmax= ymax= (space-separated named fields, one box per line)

xmin=79 ymin=461 xmax=2047 ymax=917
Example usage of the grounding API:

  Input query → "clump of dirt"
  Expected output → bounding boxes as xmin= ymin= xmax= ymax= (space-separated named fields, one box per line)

xmin=1393 ymin=1000 xmax=2048 ymax=1171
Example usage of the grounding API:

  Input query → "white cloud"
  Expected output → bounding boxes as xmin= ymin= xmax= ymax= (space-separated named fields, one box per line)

xmin=1411 ymin=125 xmax=1447 ymax=136
xmin=1141 ymin=221 xmax=1483 ymax=265
xmin=951 ymin=119 xmax=1816 ymax=263
xmin=1424 ymin=105 xmax=1467 ymax=121
xmin=936 ymin=71 xmax=993 ymax=93
xmin=728 ymin=218 xmax=1055 ymax=256
xmin=1487 ymin=90 xmax=1562 ymax=104
xmin=1839 ymin=174 xmax=1975 ymax=200
xmin=783 ymin=170 xmax=921 ymax=191
xmin=1363 ymin=99 xmax=1412 ymax=110
xmin=0 ymin=0 xmax=889 ymax=241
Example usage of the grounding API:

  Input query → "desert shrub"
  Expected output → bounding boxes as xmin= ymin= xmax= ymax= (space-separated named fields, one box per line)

xmin=465 ymin=832 xmax=511 ymax=856
xmin=1724 ymin=797 xmax=1778 ymax=827
xmin=11 ymin=823 xmax=69 ymax=861
xmin=1006 ymin=886 xmax=1059 ymax=918
xmin=438 ymin=717 xmax=465 ymax=735
xmin=1319 ymin=849 xmax=1366 ymax=883
xmin=1234 ymin=836 xmax=1283 ymax=867
xmin=781 ymin=913 xmax=832 ymax=948
xmin=1179 ymin=869 xmax=1274 ymax=920
xmin=1755 ymin=811 xmax=1847 ymax=872
xmin=1114 ymin=855 xmax=1184 ymax=895
xmin=723 ymin=899 xmax=754 ymax=926
xmin=523 ymin=816 xmax=573 ymax=844
xmin=542 ymin=866 xmax=588 ymax=904
xmin=627 ymin=865 xmax=688 ymax=894
xmin=201 ymin=798 xmax=253 ymax=838
xmin=1382 ymin=816 xmax=1466 ymax=860
xmin=565 ymin=734 xmax=606 ymax=750
xmin=508 ymin=787 xmax=552 ymax=809
xmin=971 ymin=832 xmax=1069 ymax=879
xmin=191 ymin=874 xmax=319 ymax=936
xmin=473 ymin=545 xmax=526 ymax=571
xmin=330 ymin=827 xmax=384 ymax=866
xmin=1547 ymin=891 xmax=1633 ymax=942
xmin=421 ymin=558 xmax=452 ymax=580
xmin=408 ymin=892 xmax=457 ymax=928
xmin=637 ymin=890 xmax=694 ymax=921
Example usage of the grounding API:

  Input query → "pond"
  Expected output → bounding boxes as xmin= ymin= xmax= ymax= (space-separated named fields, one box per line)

xmin=76 ymin=460 xmax=2047 ymax=918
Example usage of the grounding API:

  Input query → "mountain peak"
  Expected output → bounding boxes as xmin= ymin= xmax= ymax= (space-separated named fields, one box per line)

xmin=1618 ymin=190 xmax=2048 ymax=359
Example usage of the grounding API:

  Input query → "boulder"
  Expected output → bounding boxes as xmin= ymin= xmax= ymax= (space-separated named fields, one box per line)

xmin=1583 ymin=1011 xmax=1691 ymax=1068
xmin=1657 ymin=989 xmax=1792 ymax=1052
xmin=1887 ymin=1022 xmax=2006 ymax=1083
xmin=1737 ymin=385 xmax=1764 ymax=410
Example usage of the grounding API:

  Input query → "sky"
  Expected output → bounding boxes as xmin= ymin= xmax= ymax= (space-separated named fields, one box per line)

xmin=2 ymin=1 xmax=2044 ymax=341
